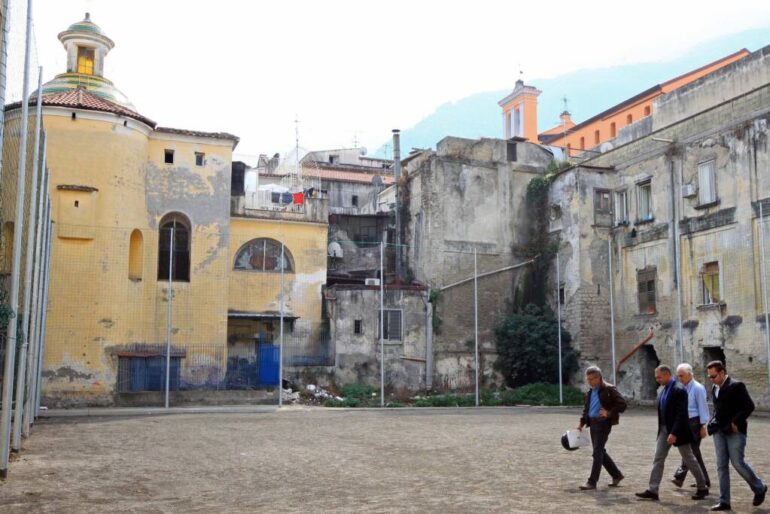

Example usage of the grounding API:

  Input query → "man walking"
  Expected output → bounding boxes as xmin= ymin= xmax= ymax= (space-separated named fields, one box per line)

xmin=636 ymin=365 xmax=709 ymax=501
xmin=672 ymin=363 xmax=711 ymax=489
xmin=576 ymin=366 xmax=626 ymax=490
xmin=706 ymin=360 xmax=767 ymax=511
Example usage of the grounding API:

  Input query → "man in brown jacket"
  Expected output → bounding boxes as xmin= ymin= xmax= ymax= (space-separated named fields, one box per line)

xmin=577 ymin=365 xmax=627 ymax=490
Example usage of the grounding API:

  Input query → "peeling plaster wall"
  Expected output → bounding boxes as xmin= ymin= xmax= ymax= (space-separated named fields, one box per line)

xmin=552 ymin=57 xmax=770 ymax=405
xmin=328 ymin=287 xmax=428 ymax=392
xmin=404 ymin=137 xmax=551 ymax=390
xmin=227 ymin=217 xmax=327 ymax=323
xmin=36 ymin=112 xmax=237 ymax=406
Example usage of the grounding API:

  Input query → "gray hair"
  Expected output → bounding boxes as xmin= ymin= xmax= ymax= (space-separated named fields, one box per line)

xmin=676 ymin=363 xmax=693 ymax=376
xmin=656 ymin=365 xmax=672 ymax=375
xmin=585 ymin=366 xmax=602 ymax=378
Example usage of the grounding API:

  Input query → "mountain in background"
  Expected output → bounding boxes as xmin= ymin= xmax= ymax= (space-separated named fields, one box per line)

xmin=374 ymin=28 xmax=770 ymax=158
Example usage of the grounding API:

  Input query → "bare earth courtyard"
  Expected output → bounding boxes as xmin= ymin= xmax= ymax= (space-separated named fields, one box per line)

xmin=1 ymin=407 xmax=770 ymax=513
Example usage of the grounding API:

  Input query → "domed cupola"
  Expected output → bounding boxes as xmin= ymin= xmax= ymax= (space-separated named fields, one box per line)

xmin=40 ymin=13 xmax=136 ymax=110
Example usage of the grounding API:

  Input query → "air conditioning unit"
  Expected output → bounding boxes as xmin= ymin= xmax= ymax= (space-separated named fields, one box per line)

xmin=365 ymin=278 xmax=380 ymax=286
xmin=682 ymin=183 xmax=698 ymax=198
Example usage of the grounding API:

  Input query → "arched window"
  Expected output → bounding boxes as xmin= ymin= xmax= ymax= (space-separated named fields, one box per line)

xmin=129 ymin=229 xmax=143 ymax=280
xmin=157 ymin=213 xmax=191 ymax=282
xmin=234 ymin=238 xmax=293 ymax=272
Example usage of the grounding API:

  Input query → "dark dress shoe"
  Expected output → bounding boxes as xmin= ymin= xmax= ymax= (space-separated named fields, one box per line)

xmin=635 ymin=490 xmax=659 ymax=501
xmin=671 ymin=478 xmax=684 ymax=488
xmin=709 ymin=503 xmax=731 ymax=511
xmin=754 ymin=484 xmax=768 ymax=506
xmin=579 ymin=482 xmax=596 ymax=490
xmin=692 ymin=489 xmax=709 ymax=500
xmin=691 ymin=483 xmax=712 ymax=488
xmin=608 ymin=475 xmax=624 ymax=487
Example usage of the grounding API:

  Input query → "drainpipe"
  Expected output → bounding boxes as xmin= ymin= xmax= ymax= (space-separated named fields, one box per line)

xmin=671 ymin=153 xmax=684 ymax=365
xmin=608 ymin=238 xmax=617 ymax=385
xmin=754 ymin=133 xmax=770 ymax=400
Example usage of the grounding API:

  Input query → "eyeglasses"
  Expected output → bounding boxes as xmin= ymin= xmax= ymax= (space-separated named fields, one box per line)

xmin=708 ymin=375 xmax=719 ymax=380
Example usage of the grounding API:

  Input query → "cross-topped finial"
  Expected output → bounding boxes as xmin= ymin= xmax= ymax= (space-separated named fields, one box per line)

xmin=562 ymin=96 xmax=569 ymax=113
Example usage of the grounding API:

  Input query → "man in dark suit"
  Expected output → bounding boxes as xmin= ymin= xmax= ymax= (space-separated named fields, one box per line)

xmin=636 ymin=365 xmax=708 ymax=501
xmin=706 ymin=360 xmax=767 ymax=511
xmin=576 ymin=366 xmax=627 ymax=490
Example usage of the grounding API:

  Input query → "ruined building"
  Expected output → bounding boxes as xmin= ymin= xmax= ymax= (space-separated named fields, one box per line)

xmin=548 ymin=45 xmax=770 ymax=405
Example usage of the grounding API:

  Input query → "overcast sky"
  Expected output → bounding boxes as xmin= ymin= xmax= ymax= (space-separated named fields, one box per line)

xmin=26 ymin=0 xmax=770 ymax=159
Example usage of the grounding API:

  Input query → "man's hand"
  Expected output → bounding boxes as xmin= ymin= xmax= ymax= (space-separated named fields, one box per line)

xmin=731 ymin=422 xmax=739 ymax=433
xmin=700 ymin=426 xmax=707 ymax=439
xmin=598 ymin=408 xmax=609 ymax=419
xmin=576 ymin=425 xmax=583 ymax=431
xmin=667 ymin=434 xmax=677 ymax=445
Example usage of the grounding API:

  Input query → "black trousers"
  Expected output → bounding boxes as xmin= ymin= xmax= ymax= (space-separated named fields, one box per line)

xmin=674 ymin=417 xmax=711 ymax=487
xmin=588 ymin=418 xmax=622 ymax=485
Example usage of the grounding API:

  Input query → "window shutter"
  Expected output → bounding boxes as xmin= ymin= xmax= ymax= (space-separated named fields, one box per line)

xmin=698 ymin=161 xmax=715 ymax=204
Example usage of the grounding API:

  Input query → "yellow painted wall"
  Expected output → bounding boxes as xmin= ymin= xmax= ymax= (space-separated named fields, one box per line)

xmin=30 ymin=110 xmax=237 ymax=404
xmin=228 ymin=217 xmax=327 ymax=323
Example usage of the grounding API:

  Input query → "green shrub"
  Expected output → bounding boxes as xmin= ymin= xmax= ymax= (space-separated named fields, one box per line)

xmin=507 ymin=382 xmax=583 ymax=406
xmin=494 ymin=304 xmax=579 ymax=388
xmin=341 ymin=383 xmax=376 ymax=399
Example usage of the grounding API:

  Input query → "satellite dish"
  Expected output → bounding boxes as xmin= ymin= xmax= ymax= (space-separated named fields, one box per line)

xmin=328 ymin=241 xmax=343 ymax=258
xmin=372 ymin=175 xmax=383 ymax=187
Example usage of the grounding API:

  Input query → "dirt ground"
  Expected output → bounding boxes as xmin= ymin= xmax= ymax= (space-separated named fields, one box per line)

xmin=1 ymin=407 xmax=770 ymax=513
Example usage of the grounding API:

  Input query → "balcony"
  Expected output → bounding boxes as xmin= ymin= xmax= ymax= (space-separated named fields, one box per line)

xmin=231 ymin=191 xmax=328 ymax=224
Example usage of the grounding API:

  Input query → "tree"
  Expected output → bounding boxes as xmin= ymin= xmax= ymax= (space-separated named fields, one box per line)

xmin=493 ymin=304 xmax=578 ymax=388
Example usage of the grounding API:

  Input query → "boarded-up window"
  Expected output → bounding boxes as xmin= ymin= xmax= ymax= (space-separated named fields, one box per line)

xmin=382 ymin=309 xmax=402 ymax=341
xmin=615 ymin=190 xmax=628 ymax=224
xmin=637 ymin=180 xmax=652 ymax=221
xmin=698 ymin=160 xmax=716 ymax=205
xmin=637 ymin=268 xmax=657 ymax=314
xmin=506 ymin=141 xmax=517 ymax=162
xmin=595 ymin=189 xmax=612 ymax=215
xmin=701 ymin=262 xmax=721 ymax=304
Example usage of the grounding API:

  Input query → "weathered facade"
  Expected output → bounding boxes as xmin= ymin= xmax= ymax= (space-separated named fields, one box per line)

xmin=550 ymin=44 xmax=770 ymax=405
xmin=324 ymin=285 xmax=429 ymax=392
xmin=403 ymin=137 xmax=553 ymax=389
xmin=2 ymin=15 xmax=331 ymax=406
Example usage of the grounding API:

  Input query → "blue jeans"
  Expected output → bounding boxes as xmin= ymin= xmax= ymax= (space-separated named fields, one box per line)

xmin=713 ymin=431 xmax=765 ymax=505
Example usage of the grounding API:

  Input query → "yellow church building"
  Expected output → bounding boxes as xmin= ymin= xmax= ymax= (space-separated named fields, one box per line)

xmin=2 ymin=14 xmax=328 ymax=406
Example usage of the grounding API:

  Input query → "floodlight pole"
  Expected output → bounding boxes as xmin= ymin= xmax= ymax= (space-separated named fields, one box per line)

xmin=164 ymin=227 xmax=174 ymax=409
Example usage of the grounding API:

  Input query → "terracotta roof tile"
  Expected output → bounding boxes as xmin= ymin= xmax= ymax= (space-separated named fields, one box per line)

xmin=4 ymin=88 xmax=157 ymax=127
xmin=155 ymin=126 xmax=240 ymax=145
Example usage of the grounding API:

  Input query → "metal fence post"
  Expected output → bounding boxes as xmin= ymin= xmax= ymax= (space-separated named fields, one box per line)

xmin=34 ymin=208 xmax=52 ymax=417
xmin=164 ymin=226 xmax=174 ymax=409
xmin=474 ymin=248 xmax=479 ymax=407
xmin=380 ymin=241 xmax=384 ymax=407
xmin=14 ymin=67 xmax=43 ymax=446
xmin=24 ymin=138 xmax=47 ymax=435
xmin=0 ymin=0 xmax=35 ymax=478
xmin=279 ymin=242 xmax=284 ymax=407
xmin=556 ymin=251 xmax=563 ymax=404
